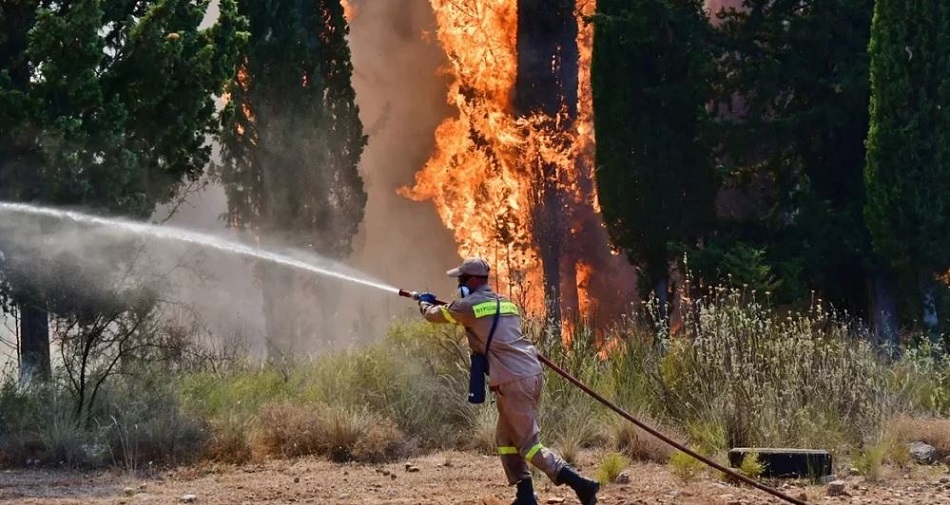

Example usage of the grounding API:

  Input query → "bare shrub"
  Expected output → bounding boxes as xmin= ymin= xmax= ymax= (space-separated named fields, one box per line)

xmin=100 ymin=371 xmax=207 ymax=470
xmin=256 ymin=402 xmax=407 ymax=463
xmin=352 ymin=417 xmax=409 ymax=463
xmin=606 ymin=416 xmax=675 ymax=463
xmin=257 ymin=402 xmax=323 ymax=457
xmin=204 ymin=414 xmax=253 ymax=464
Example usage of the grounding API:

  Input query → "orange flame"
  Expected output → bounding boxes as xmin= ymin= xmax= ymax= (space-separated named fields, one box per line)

xmin=401 ymin=0 xmax=603 ymax=318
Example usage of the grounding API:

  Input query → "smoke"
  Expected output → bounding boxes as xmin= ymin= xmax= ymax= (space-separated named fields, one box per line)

xmin=153 ymin=0 xmax=461 ymax=349
xmin=344 ymin=0 xmax=461 ymax=317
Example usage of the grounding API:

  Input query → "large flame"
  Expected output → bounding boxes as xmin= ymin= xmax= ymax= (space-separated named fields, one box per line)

xmin=400 ymin=0 xmax=604 ymax=317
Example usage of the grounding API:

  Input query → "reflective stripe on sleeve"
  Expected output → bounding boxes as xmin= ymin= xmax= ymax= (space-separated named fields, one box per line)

xmin=497 ymin=446 xmax=519 ymax=455
xmin=440 ymin=305 xmax=458 ymax=324
xmin=472 ymin=300 xmax=520 ymax=318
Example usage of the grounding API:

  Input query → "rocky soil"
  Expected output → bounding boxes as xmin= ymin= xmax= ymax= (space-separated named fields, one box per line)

xmin=1 ymin=450 xmax=949 ymax=505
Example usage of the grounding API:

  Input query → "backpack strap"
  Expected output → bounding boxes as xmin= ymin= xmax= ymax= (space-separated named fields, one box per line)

xmin=483 ymin=296 xmax=502 ymax=369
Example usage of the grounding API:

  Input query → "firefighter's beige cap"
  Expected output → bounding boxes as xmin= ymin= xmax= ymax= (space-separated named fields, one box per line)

xmin=447 ymin=257 xmax=491 ymax=278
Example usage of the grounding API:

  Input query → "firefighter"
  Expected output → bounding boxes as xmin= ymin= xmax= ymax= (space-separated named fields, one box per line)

xmin=417 ymin=257 xmax=600 ymax=505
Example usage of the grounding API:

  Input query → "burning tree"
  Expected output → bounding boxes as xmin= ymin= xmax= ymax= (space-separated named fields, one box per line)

xmin=217 ymin=0 xmax=367 ymax=358
xmin=401 ymin=0 xmax=635 ymax=331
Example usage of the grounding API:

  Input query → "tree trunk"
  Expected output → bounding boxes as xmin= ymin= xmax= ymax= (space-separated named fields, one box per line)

xmin=868 ymin=266 xmax=899 ymax=353
xmin=920 ymin=269 xmax=940 ymax=343
xmin=19 ymin=303 xmax=50 ymax=384
xmin=261 ymin=262 xmax=298 ymax=361
xmin=515 ymin=0 xmax=578 ymax=336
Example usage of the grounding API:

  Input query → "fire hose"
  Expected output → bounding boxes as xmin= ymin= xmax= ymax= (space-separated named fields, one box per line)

xmin=398 ymin=289 xmax=807 ymax=505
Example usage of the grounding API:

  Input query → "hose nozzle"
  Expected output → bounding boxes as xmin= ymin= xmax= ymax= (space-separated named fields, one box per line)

xmin=397 ymin=289 xmax=420 ymax=300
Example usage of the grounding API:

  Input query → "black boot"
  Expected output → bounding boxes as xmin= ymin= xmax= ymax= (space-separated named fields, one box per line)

xmin=556 ymin=466 xmax=599 ymax=505
xmin=511 ymin=478 xmax=538 ymax=505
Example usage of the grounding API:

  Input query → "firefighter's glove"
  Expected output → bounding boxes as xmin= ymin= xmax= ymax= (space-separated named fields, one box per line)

xmin=417 ymin=292 xmax=437 ymax=304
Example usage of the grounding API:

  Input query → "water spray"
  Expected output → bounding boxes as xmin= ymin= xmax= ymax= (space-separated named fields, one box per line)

xmin=0 ymin=202 xmax=399 ymax=295
xmin=397 ymin=291 xmax=807 ymax=505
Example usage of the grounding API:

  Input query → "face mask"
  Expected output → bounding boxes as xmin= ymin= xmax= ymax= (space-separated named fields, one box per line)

xmin=459 ymin=285 xmax=471 ymax=298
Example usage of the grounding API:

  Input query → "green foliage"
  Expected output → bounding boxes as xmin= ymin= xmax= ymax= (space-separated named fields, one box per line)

xmin=0 ymin=0 xmax=246 ymax=214
xmin=591 ymin=0 xmax=716 ymax=294
xmin=852 ymin=438 xmax=888 ymax=481
xmin=865 ymin=0 xmax=950 ymax=323
xmin=669 ymin=450 xmax=704 ymax=481
xmin=595 ymin=451 xmax=629 ymax=484
xmin=680 ymin=239 xmax=783 ymax=295
xmin=713 ymin=0 xmax=877 ymax=317
xmin=738 ymin=451 xmax=764 ymax=479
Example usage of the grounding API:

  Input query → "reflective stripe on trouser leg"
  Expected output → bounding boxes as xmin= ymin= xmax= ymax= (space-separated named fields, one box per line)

xmin=495 ymin=374 xmax=567 ymax=484
xmin=496 ymin=412 xmax=529 ymax=484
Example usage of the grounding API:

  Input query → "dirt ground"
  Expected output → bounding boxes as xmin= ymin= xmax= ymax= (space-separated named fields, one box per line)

xmin=2 ymin=450 xmax=949 ymax=505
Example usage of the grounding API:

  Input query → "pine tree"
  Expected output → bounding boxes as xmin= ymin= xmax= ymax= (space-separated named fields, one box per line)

xmin=0 ymin=0 xmax=246 ymax=381
xmin=865 ymin=0 xmax=950 ymax=332
xmin=591 ymin=0 xmax=716 ymax=306
xmin=218 ymin=0 xmax=367 ymax=357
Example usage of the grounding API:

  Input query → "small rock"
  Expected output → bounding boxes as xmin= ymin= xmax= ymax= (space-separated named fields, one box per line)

xmin=179 ymin=495 xmax=197 ymax=503
xmin=546 ymin=498 xmax=565 ymax=504
xmin=797 ymin=492 xmax=808 ymax=502
xmin=405 ymin=464 xmax=420 ymax=473
xmin=820 ymin=474 xmax=839 ymax=485
xmin=849 ymin=466 xmax=861 ymax=476
xmin=614 ymin=472 xmax=630 ymax=484
xmin=939 ymin=477 xmax=949 ymax=484
xmin=390 ymin=473 xmax=396 ymax=480
xmin=124 ymin=487 xmax=135 ymax=496
xmin=909 ymin=441 xmax=938 ymax=465
xmin=293 ymin=476 xmax=299 ymax=483
xmin=827 ymin=480 xmax=846 ymax=497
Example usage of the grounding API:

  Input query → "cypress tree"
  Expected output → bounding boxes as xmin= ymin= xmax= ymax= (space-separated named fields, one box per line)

xmin=218 ymin=0 xmax=367 ymax=357
xmin=591 ymin=0 xmax=715 ymax=306
xmin=865 ymin=0 xmax=950 ymax=332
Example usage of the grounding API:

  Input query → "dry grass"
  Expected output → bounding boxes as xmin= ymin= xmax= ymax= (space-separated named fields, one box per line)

xmin=256 ymin=402 xmax=407 ymax=463
xmin=890 ymin=416 xmax=950 ymax=459
xmin=605 ymin=416 xmax=675 ymax=464
xmin=257 ymin=402 xmax=323 ymax=457
xmin=205 ymin=414 xmax=253 ymax=464
xmin=470 ymin=407 xmax=497 ymax=455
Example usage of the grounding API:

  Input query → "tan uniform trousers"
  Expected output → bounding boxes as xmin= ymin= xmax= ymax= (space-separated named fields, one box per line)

xmin=494 ymin=373 xmax=567 ymax=485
